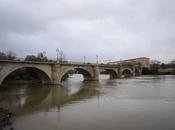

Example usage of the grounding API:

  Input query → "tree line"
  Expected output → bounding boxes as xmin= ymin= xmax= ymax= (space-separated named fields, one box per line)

xmin=0 ymin=51 xmax=16 ymax=60
xmin=25 ymin=52 xmax=48 ymax=62
xmin=0 ymin=51 xmax=66 ymax=62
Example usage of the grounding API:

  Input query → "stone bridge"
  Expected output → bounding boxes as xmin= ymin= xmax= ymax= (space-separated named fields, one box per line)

xmin=0 ymin=60 xmax=142 ymax=85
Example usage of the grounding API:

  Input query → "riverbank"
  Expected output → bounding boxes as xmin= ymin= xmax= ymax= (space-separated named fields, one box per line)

xmin=0 ymin=96 xmax=14 ymax=130
xmin=142 ymin=67 xmax=175 ymax=75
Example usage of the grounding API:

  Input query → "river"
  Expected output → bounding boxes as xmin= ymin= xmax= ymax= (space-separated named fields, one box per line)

xmin=1 ymin=75 xmax=175 ymax=130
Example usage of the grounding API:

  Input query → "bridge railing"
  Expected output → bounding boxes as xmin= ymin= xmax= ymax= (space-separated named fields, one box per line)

xmin=0 ymin=58 xmax=98 ymax=65
xmin=0 ymin=59 xmax=124 ymax=67
xmin=0 ymin=58 xmax=140 ymax=68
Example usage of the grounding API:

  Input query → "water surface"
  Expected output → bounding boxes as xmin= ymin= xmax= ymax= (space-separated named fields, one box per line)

xmin=1 ymin=75 xmax=175 ymax=130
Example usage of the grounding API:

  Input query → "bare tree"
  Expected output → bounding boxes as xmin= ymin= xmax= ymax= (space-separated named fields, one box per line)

xmin=6 ymin=51 xmax=16 ymax=60
xmin=59 ymin=50 xmax=67 ymax=63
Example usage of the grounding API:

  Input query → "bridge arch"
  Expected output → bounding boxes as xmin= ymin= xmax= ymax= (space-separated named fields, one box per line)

xmin=100 ymin=69 xmax=118 ymax=79
xmin=60 ymin=67 xmax=93 ymax=82
xmin=1 ymin=66 xmax=52 ymax=85
xmin=122 ymin=68 xmax=133 ymax=78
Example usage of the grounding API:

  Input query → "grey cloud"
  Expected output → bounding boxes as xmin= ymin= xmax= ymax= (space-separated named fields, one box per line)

xmin=0 ymin=0 xmax=175 ymax=63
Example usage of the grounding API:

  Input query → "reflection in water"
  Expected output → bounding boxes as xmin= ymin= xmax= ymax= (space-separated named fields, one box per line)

xmin=0 ymin=74 xmax=101 ymax=116
xmin=1 ymin=75 xmax=175 ymax=130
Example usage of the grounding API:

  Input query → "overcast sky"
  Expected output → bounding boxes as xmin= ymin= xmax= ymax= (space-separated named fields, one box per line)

xmin=0 ymin=0 xmax=175 ymax=63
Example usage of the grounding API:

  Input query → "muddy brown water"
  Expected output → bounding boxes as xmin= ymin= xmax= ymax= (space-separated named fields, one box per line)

xmin=1 ymin=75 xmax=175 ymax=130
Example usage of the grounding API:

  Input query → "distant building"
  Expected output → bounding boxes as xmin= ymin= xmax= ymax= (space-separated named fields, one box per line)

xmin=109 ymin=57 xmax=150 ymax=68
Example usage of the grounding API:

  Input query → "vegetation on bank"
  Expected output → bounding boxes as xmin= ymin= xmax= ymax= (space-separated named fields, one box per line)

xmin=0 ymin=51 xmax=16 ymax=60
xmin=24 ymin=52 xmax=48 ymax=62
xmin=0 ymin=51 xmax=49 ymax=62
xmin=142 ymin=64 xmax=175 ymax=75
xmin=0 ymin=50 xmax=66 ymax=62
xmin=0 ymin=98 xmax=14 ymax=130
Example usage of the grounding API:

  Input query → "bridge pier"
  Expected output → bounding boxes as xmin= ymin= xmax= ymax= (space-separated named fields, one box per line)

xmin=133 ymin=67 xmax=136 ymax=76
xmin=118 ymin=66 xmax=122 ymax=78
xmin=84 ymin=66 xmax=99 ymax=81
xmin=51 ymin=64 xmax=61 ymax=85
